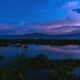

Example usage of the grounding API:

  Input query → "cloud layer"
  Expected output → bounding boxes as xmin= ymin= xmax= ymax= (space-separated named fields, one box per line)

xmin=0 ymin=20 xmax=80 ymax=35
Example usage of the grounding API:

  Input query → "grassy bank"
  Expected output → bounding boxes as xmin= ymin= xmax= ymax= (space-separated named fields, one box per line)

xmin=0 ymin=54 xmax=80 ymax=80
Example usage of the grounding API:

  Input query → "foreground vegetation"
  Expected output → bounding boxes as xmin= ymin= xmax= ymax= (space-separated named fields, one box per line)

xmin=0 ymin=53 xmax=29 ymax=80
xmin=0 ymin=54 xmax=80 ymax=80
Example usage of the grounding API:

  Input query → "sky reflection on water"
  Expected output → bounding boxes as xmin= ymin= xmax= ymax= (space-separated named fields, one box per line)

xmin=0 ymin=44 xmax=80 ymax=62
xmin=27 ymin=45 xmax=80 ymax=59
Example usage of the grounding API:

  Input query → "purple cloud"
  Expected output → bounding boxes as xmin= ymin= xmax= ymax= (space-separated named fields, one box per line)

xmin=42 ymin=21 xmax=80 ymax=34
xmin=0 ymin=24 xmax=14 ymax=30
xmin=17 ymin=20 xmax=80 ymax=35
xmin=0 ymin=19 xmax=80 ymax=35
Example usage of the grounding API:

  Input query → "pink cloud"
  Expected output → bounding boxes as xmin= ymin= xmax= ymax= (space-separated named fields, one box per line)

xmin=18 ymin=21 xmax=80 ymax=35
xmin=0 ymin=24 xmax=14 ymax=30
xmin=44 ymin=21 xmax=80 ymax=34
xmin=63 ymin=28 xmax=78 ymax=33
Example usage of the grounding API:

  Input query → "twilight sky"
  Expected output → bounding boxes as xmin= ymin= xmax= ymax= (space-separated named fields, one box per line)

xmin=0 ymin=0 xmax=80 ymax=35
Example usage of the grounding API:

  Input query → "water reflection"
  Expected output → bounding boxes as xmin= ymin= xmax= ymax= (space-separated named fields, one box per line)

xmin=74 ymin=67 xmax=80 ymax=76
xmin=27 ymin=44 xmax=80 ymax=59
xmin=0 ymin=44 xmax=80 ymax=63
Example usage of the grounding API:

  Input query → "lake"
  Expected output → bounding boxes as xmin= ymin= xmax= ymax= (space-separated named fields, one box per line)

xmin=0 ymin=44 xmax=80 ymax=62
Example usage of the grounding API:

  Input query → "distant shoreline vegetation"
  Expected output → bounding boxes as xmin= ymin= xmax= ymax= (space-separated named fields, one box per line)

xmin=0 ymin=39 xmax=79 ymax=46
xmin=0 ymin=32 xmax=80 ymax=46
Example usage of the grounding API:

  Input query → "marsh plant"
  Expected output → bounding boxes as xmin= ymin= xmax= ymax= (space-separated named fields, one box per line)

xmin=48 ymin=65 xmax=78 ymax=80
xmin=0 ymin=46 xmax=29 ymax=80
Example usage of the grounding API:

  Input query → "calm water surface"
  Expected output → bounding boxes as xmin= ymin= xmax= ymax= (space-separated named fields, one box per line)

xmin=0 ymin=44 xmax=80 ymax=62
xmin=73 ymin=67 xmax=80 ymax=76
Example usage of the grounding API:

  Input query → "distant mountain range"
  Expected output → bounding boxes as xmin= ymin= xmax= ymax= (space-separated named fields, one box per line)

xmin=0 ymin=32 xmax=80 ymax=39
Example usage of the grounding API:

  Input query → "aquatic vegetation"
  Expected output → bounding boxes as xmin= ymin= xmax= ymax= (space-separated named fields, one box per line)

xmin=0 ymin=52 xmax=80 ymax=80
xmin=48 ymin=66 xmax=78 ymax=80
xmin=0 ymin=55 xmax=4 ymax=60
xmin=0 ymin=52 xmax=29 ymax=80
xmin=29 ymin=54 xmax=49 ymax=68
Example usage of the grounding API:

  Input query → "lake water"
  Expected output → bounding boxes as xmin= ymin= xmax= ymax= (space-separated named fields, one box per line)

xmin=0 ymin=44 xmax=80 ymax=62
xmin=73 ymin=67 xmax=80 ymax=76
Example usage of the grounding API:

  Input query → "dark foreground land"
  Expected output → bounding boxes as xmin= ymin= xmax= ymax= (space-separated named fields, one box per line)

xmin=0 ymin=54 xmax=80 ymax=80
xmin=0 ymin=39 xmax=80 ymax=46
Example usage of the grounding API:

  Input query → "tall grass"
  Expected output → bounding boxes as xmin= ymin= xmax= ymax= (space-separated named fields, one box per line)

xmin=0 ymin=46 xmax=29 ymax=80
xmin=0 ymin=53 xmax=29 ymax=80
